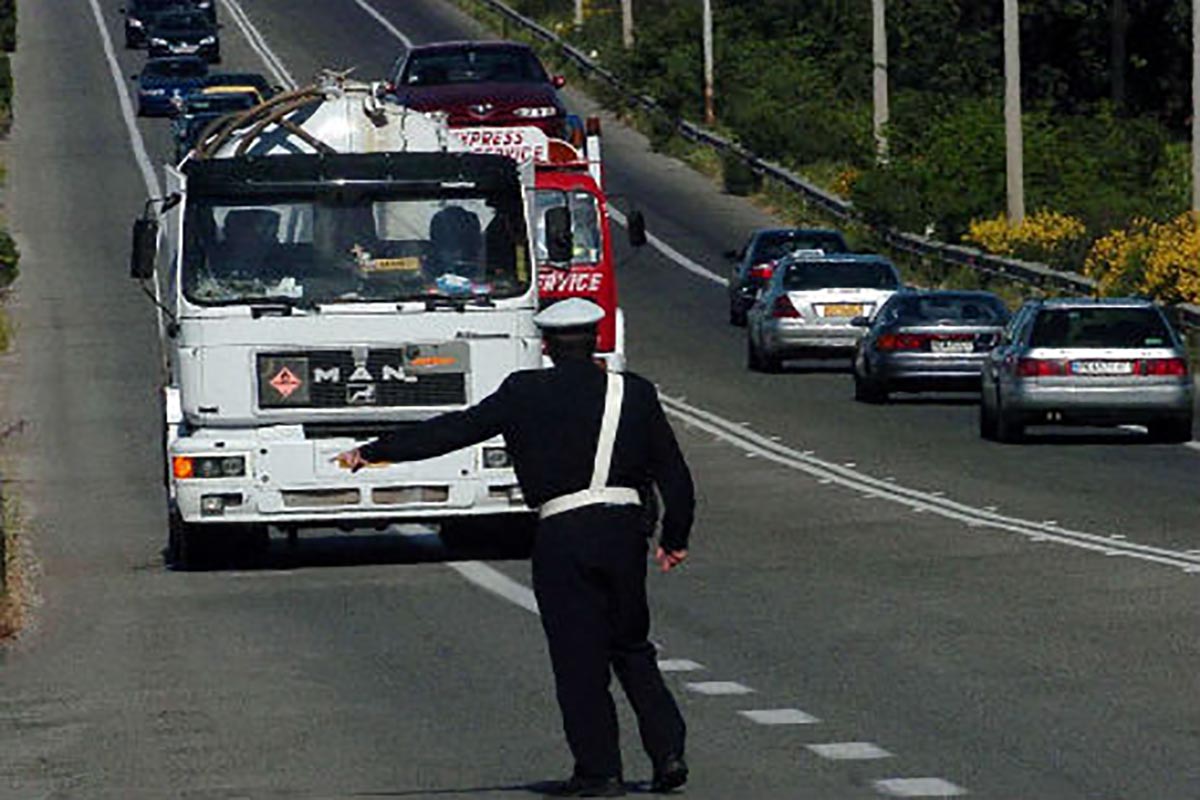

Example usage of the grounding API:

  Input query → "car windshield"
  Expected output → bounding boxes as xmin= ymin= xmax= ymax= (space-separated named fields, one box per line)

xmin=1029 ymin=307 xmax=1174 ymax=348
xmin=403 ymin=49 xmax=548 ymax=86
xmin=184 ymin=94 xmax=253 ymax=113
xmin=532 ymin=189 xmax=602 ymax=265
xmin=782 ymin=261 xmax=899 ymax=290
xmin=154 ymin=11 xmax=209 ymax=28
xmin=183 ymin=189 xmax=531 ymax=306
xmin=136 ymin=0 xmax=189 ymax=11
xmin=886 ymin=294 xmax=1008 ymax=325
xmin=751 ymin=231 xmax=847 ymax=262
xmin=144 ymin=59 xmax=206 ymax=78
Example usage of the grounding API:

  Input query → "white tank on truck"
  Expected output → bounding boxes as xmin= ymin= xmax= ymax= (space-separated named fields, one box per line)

xmin=130 ymin=73 xmax=574 ymax=566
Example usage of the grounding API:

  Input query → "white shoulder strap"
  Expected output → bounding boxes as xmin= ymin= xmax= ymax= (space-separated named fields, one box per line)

xmin=589 ymin=372 xmax=624 ymax=490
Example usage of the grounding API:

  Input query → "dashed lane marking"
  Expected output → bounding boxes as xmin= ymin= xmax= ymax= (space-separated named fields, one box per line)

xmin=219 ymin=0 xmax=297 ymax=91
xmin=347 ymin=0 xmax=415 ymax=49
xmin=657 ymin=659 xmax=705 ymax=672
xmin=685 ymin=681 xmax=754 ymax=695
xmin=807 ymin=742 xmax=893 ymax=760
xmin=447 ymin=561 xmax=539 ymax=615
xmin=739 ymin=708 xmax=819 ymax=725
xmin=873 ymin=777 xmax=969 ymax=797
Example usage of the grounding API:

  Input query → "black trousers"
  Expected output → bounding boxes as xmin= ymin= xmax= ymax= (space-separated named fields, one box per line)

xmin=531 ymin=505 xmax=686 ymax=780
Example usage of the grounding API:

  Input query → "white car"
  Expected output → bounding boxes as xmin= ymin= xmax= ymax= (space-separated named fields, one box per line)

xmin=747 ymin=253 xmax=902 ymax=372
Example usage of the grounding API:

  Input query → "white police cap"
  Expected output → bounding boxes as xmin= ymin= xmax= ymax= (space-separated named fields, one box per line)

xmin=534 ymin=297 xmax=606 ymax=330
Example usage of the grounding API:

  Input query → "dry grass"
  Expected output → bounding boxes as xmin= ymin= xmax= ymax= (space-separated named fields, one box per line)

xmin=0 ymin=496 xmax=25 ymax=639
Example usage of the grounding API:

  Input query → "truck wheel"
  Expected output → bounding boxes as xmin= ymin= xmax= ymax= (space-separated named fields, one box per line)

xmin=168 ymin=509 xmax=215 ymax=570
xmin=1147 ymin=416 xmax=1193 ymax=444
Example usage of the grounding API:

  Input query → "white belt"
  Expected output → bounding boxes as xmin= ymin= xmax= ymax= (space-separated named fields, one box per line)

xmin=538 ymin=371 xmax=642 ymax=521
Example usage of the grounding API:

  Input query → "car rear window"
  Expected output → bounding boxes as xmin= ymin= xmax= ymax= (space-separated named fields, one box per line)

xmin=403 ymin=49 xmax=548 ymax=86
xmin=783 ymin=261 xmax=899 ymax=291
xmin=1029 ymin=307 xmax=1173 ymax=348
xmin=155 ymin=11 xmax=209 ymax=28
xmin=752 ymin=231 xmax=847 ymax=262
xmin=145 ymin=59 xmax=207 ymax=78
xmin=889 ymin=295 xmax=1008 ymax=325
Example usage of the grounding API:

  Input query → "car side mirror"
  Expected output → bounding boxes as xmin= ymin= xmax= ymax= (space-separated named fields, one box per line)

xmin=544 ymin=206 xmax=573 ymax=265
xmin=850 ymin=316 xmax=871 ymax=327
xmin=626 ymin=209 xmax=647 ymax=248
xmin=130 ymin=217 xmax=159 ymax=280
xmin=551 ymin=75 xmax=566 ymax=89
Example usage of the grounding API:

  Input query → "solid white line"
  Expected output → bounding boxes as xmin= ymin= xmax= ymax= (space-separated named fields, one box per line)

xmin=347 ymin=0 xmax=415 ymax=49
xmin=85 ymin=0 xmax=160 ymax=197
xmin=873 ymin=777 xmax=968 ymax=797
xmin=807 ymin=742 xmax=893 ymax=760
xmin=608 ymin=207 xmax=729 ymax=287
xmin=447 ymin=561 xmax=539 ymax=614
xmin=219 ymin=0 xmax=297 ymax=90
xmin=739 ymin=708 xmax=820 ymax=725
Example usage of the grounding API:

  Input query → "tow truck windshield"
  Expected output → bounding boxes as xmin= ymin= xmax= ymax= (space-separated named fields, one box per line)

xmin=533 ymin=189 xmax=601 ymax=265
xmin=182 ymin=189 xmax=530 ymax=306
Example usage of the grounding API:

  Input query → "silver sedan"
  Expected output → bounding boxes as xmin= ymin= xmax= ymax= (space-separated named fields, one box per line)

xmin=980 ymin=298 xmax=1195 ymax=443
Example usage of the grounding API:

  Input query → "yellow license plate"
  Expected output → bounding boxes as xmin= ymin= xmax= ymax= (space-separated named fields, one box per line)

xmin=822 ymin=304 xmax=862 ymax=317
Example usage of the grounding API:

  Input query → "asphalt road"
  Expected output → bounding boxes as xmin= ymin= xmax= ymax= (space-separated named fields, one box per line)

xmin=0 ymin=1 xmax=1198 ymax=798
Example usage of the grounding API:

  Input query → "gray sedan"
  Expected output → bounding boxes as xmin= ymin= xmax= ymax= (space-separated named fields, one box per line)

xmin=980 ymin=298 xmax=1194 ymax=443
xmin=852 ymin=291 xmax=1010 ymax=403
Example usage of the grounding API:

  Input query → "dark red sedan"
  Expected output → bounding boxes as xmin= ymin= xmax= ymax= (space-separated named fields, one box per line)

xmin=386 ymin=41 xmax=568 ymax=138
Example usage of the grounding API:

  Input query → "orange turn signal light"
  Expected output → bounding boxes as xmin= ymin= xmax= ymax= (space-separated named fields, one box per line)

xmin=172 ymin=456 xmax=195 ymax=479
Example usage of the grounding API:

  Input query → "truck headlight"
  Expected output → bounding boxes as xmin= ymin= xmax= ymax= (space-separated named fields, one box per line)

xmin=173 ymin=455 xmax=247 ymax=479
xmin=514 ymin=106 xmax=557 ymax=119
xmin=482 ymin=447 xmax=511 ymax=469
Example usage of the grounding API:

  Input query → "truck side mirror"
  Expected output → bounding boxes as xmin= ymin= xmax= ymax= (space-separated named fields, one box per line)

xmin=130 ymin=217 xmax=159 ymax=280
xmin=544 ymin=206 xmax=573 ymax=265
xmin=627 ymin=209 xmax=647 ymax=248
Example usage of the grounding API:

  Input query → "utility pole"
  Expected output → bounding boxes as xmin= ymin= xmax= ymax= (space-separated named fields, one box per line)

xmin=1193 ymin=0 xmax=1200 ymax=210
xmin=1003 ymin=0 xmax=1025 ymax=224
xmin=622 ymin=0 xmax=634 ymax=49
xmin=574 ymin=0 xmax=583 ymax=30
xmin=702 ymin=0 xmax=714 ymax=125
xmin=872 ymin=0 xmax=888 ymax=163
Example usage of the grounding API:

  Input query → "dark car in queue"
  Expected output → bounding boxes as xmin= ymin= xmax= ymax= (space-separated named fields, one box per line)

xmin=852 ymin=290 xmax=1010 ymax=403
xmin=121 ymin=0 xmax=191 ymax=48
xmin=146 ymin=7 xmax=220 ymax=62
xmin=746 ymin=253 xmax=902 ymax=372
xmin=132 ymin=56 xmax=209 ymax=117
xmin=980 ymin=298 xmax=1194 ymax=443
xmin=386 ymin=41 xmax=568 ymax=139
xmin=171 ymin=90 xmax=258 ymax=161
xmin=203 ymin=71 xmax=279 ymax=103
xmin=725 ymin=228 xmax=849 ymax=326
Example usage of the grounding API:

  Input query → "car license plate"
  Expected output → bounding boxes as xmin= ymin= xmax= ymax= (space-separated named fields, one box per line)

xmin=930 ymin=339 xmax=973 ymax=354
xmin=1071 ymin=360 xmax=1133 ymax=375
xmin=174 ymin=44 xmax=199 ymax=53
xmin=822 ymin=304 xmax=862 ymax=318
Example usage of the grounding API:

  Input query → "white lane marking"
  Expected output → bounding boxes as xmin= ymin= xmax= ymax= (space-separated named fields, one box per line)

xmin=347 ymin=0 xmax=415 ymax=49
xmin=219 ymin=0 xmax=298 ymax=90
xmin=807 ymin=742 xmax=893 ymax=760
xmin=659 ymin=393 xmax=1200 ymax=574
xmin=608 ymin=206 xmax=729 ymax=287
xmin=447 ymin=561 xmax=539 ymax=615
xmin=873 ymin=777 xmax=968 ymax=797
xmin=85 ymin=0 xmax=160 ymax=197
xmin=739 ymin=708 xmax=819 ymax=725
xmin=658 ymin=658 xmax=705 ymax=672
xmin=1187 ymin=441 xmax=1200 ymax=452
xmin=685 ymin=681 xmax=754 ymax=695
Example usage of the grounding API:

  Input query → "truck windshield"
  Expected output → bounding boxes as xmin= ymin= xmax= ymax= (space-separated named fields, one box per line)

xmin=182 ymin=189 xmax=530 ymax=305
xmin=533 ymin=189 xmax=602 ymax=266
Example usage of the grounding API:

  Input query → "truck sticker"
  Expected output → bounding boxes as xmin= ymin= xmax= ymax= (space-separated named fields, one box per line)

xmin=539 ymin=270 xmax=604 ymax=294
xmin=450 ymin=127 xmax=550 ymax=163
xmin=360 ymin=256 xmax=422 ymax=273
xmin=269 ymin=366 xmax=303 ymax=399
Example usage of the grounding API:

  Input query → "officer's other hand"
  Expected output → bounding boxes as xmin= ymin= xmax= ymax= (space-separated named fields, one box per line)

xmin=655 ymin=546 xmax=688 ymax=573
xmin=332 ymin=448 xmax=369 ymax=472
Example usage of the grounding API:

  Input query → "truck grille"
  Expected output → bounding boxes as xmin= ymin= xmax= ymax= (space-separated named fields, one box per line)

xmin=258 ymin=349 xmax=467 ymax=409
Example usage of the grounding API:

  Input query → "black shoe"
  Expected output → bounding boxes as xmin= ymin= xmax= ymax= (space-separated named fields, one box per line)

xmin=650 ymin=756 xmax=688 ymax=793
xmin=540 ymin=774 xmax=626 ymax=797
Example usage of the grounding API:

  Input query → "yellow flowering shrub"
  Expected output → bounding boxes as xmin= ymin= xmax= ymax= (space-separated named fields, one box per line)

xmin=1085 ymin=212 xmax=1200 ymax=304
xmin=964 ymin=210 xmax=1088 ymax=266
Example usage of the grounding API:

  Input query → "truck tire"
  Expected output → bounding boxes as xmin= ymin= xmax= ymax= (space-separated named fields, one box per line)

xmin=168 ymin=509 xmax=215 ymax=570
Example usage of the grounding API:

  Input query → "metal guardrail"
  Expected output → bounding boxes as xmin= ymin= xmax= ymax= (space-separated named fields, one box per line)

xmin=472 ymin=0 xmax=1199 ymax=329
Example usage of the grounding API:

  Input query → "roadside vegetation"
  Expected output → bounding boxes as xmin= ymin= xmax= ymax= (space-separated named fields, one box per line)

xmin=0 ymin=0 xmax=18 ymax=637
xmin=463 ymin=0 xmax=1200 ymax=306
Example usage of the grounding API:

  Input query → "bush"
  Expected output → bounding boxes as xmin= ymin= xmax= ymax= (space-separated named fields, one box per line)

xmin=0 ymin=230 xmax=18 ymax=289
xmin=965 ymin=210 xmax=1089 ymax=270
xmin=1085 ymin=212 xmax=1200 ymax=304
xmin=0 ymin=0 xmax=13 ymax=53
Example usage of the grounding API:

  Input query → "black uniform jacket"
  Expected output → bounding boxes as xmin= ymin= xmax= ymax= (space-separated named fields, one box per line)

xmin=358 ymin=359 xmax=695 ymax=550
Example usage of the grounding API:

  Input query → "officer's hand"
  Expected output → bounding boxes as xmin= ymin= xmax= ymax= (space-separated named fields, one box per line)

xmin=655 ymin=546 xmax=688 ymax=573
xmin=332 ymin=448 xmax=369 ymax=473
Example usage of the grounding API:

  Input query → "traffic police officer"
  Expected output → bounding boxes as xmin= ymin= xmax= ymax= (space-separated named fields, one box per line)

xmin=335 ymin=298 xmax=693 ymax=797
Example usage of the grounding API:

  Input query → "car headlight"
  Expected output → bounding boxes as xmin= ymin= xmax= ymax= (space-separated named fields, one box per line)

xmin=128 ymin=17 xmax=144 ymax=28
xmin=199 ymin=35 xmax=216 ymax=45
xmin=172 ymin=455 xmax=247 ymax=479
xmin=149 ymin=37 xmax=168 ymax=47
xmin=514 ymin=106 xmax=558 ymax=119
xmin=482 ymin=447 xmax=512 ymax=469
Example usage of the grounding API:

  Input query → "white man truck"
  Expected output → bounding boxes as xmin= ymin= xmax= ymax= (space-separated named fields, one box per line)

xmin=131 ymin=75 xmax=577 ymax=566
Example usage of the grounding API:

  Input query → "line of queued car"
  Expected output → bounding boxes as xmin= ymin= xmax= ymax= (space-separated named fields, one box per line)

xmin=121 ymin=0 xmax=280 ymax=160
xmin=727 ymin=228 xmax=1196 ymax=444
